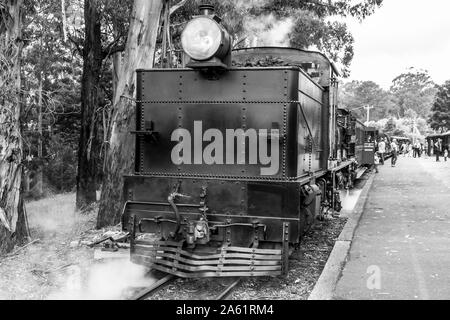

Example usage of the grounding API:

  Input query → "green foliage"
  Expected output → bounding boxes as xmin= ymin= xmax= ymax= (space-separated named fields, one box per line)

xmin=264 ymin=0 xmax=383 ymax=20
xmin=43 ymin=134 xmax=78 ymax=192
xmin=392 ymin=128 xmax=405 ymax=137
xmin=289 ymin=11 xmax=354 ymax=76
xmin=390 ymin=68 xmax=437 ymax=118
xmin=383 ymin=118 xmax=396 ymax=134
xmin=339 ymin=80 xmax=397 ymax=120
xmin=21 ymin=0 xmax=132 ymax=197
xmin=20 ymin=0 xmax=82 ymax=194
xmin=340 ymin=68 xmax=442 ymax=139
xmin=382 ymin=118 xmax=407 ymax=138
xmin=428 ymin=80 xmax=450 ymax=132
xmin=369 ymin=114 xmax=432 ymax=142
xmin=263 ymin=0 xmax=382 ymax=75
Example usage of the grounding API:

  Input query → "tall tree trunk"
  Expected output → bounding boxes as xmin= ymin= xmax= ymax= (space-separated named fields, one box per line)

xmin=0 ymin=0 xmax=28 ymax=254
xmin=76 ymin=0 xmax=103 ymax=210
xmin=36 ymin=75 xmax=43 ymax=196
xmin=112 ymin=52 xmax=122 ymax=99
xmin=97 ymin=0 xmax=163 ymax=228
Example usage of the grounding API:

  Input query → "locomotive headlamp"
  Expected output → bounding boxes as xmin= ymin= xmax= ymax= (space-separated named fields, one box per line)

xmin=181 ymin=17 xmax=222 ymax=61
xmin=181 ymin=4 xmax=232 ymax=70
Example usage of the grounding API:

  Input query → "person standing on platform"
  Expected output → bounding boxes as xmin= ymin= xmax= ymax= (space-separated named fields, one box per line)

xmin=391 ymin=139 xmax=399 ymax=167
xmin=408 ymin=143 xmax=413 ymax=157
xmin=444 ymin=147 xmax=448 ymax=162
xmin=435 ymin=139 xmax=442 ymax=162
xmin=374 ymin=152 xmax=379 ymax=173
xmin=378 ymin=138 xmax=386 ymax=165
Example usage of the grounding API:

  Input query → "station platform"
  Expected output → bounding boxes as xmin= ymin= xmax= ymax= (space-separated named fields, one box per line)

xmin=334 ymin=156 xmax=450 ymax=300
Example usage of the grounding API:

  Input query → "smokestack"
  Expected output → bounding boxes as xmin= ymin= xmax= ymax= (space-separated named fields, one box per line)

xmin=199 ymin=4 xmax=215 ymax=16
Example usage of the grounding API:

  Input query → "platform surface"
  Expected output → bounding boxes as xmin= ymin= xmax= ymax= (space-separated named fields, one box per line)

xmin=334 ymin=155 xmax=450 ymax=300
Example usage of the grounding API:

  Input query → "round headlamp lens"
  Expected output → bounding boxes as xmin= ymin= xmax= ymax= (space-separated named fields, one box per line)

xmin=181 ymin=17 xmax=222 ymax=61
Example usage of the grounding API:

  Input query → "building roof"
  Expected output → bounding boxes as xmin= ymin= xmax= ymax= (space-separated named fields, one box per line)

xmin=426 ymin=131 xmax=450 ymax=139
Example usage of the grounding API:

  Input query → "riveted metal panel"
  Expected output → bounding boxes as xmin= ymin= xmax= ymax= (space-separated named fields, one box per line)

xmin=297 ymin=72 xmax=325 ymax=176
xmin=137 ymin=68 xmax=300 ymax=181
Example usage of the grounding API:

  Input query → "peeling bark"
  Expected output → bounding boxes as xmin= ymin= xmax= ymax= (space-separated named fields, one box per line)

xmin=97 ymin=0 xmax=163 ymax=228
xmin=0 ymin=0 xmax=28 ymax=254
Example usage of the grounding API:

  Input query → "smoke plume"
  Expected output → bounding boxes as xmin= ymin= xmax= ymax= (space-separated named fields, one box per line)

xmin=48 ymin=259 xmax=156 ymax=300
xmin=243 ymin=14 xmax=295 ymax=47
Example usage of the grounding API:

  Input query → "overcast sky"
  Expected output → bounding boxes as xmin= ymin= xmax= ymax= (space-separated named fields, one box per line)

xmin=345 ymin=0 xmax=450 ymax=89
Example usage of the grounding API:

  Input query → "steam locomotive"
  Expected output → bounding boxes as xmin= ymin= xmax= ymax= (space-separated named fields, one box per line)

xmin=121 ymin=4 xmax=376 ymax=278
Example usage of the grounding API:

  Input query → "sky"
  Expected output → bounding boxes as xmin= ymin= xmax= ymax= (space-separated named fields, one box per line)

xmin=344 ymin=0 xmax=450 ymax=89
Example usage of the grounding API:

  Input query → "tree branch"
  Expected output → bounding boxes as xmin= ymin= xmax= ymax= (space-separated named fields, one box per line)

xmin=102 ymin=34 xmax=126 ymax=59
xmin=68 ymin=34 xmax=83 ymax=56
xmin=169 ymin=0 xmax=188 ymax=16
xmin=102 ymin=44 xmax=126 ymax=59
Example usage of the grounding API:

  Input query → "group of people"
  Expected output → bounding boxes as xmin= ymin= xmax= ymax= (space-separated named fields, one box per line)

xmin=373 ymin=137 xmax=448 ymax=173
xmin=399 ymin=141 xmax=426 ymax=158
xmin=373 ymin=137 xmax=398 ymax=172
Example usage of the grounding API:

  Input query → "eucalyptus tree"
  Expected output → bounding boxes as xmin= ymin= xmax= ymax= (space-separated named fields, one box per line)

xmin=97 ymin=0 xmax=165 ymax=227
xmin=0 ymin=0 xmax=29 ymax=253
xmin=390 ymin=68 xmax=437 ymax=118
xmin=340 ymin=80 xmax=398 ymax=121
xmin=73 ymin=0 xmax=132 ymax=210
xmin=429 ymin=81 xmax=450 ymax=133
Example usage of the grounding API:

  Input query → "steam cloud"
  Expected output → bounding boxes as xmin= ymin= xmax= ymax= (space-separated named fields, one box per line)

xmin=22 ymin=194 xmax=156 ymax=300
xmin=243 ymin=14 xmax=295 ymax=47
xmin=48 ymin=259 xmax=156 ymax=300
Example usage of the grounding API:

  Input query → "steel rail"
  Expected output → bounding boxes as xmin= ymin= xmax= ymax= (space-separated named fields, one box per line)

xmin=131 ymin=274 xmax=176 ymax=300
xmin=215 ymin=278 xmax=241 ymax=300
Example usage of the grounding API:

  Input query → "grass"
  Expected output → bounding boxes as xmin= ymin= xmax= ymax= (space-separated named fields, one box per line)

xmin=0 ymin=193 xmax=97 ymax=299
xmin=26 ymin=193 xmax=96 ymax=240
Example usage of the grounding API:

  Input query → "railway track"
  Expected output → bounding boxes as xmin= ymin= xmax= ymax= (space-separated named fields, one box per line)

xmin=215 ymin=278 xmax=241 ymax=300
xmin=127 ymin=212 xmax=351 ymax=301
xmin=130 ymin=273 xmax=241 ymax=300
xmin=131 ymin=274 xmax=176 ymax=300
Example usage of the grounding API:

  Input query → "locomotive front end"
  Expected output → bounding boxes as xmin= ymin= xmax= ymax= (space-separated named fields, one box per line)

xmin=121 ymin=4 xmax=336 ymax=278
xmin=121 ymin=61 xmax=304 ymax=277
xmin=121 ymin=5 xmax=303 ymax=278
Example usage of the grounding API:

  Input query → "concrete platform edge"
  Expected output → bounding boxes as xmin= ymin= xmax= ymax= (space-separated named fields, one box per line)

xmin=308 ymin=172 xmax=376 ymax=300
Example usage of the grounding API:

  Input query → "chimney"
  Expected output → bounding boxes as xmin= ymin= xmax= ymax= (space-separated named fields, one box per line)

xmin=199 ymin=4 xmax=215 ymax=16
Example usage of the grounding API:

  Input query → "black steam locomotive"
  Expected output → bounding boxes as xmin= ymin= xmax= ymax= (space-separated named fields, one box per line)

xmin=121 ymin=5 xmax=375 ymax=278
